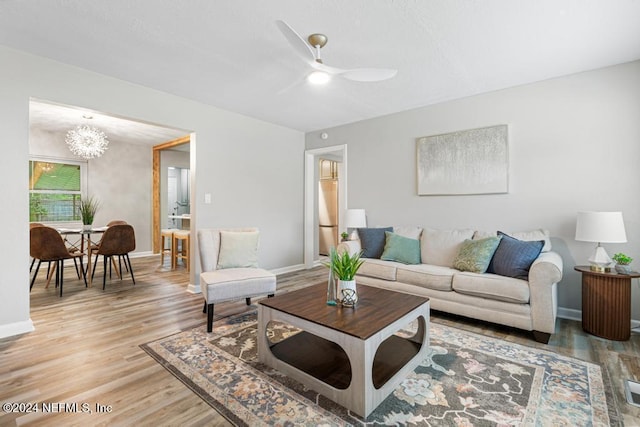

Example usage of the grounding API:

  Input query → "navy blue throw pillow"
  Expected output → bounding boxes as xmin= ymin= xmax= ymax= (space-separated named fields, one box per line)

xmin=488 ymin=231 xmax=544 ymax=280
xmin=357 ymin=227 xmax=393 ymax=259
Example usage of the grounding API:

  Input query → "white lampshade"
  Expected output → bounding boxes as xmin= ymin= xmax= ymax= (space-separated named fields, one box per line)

xmin=344 ymin=209 xmax=367 ymax=228
xmin=575 ymin=211 xmax=627 ymax=271
xmin=575 ymin=211 xmax=627 ymax=243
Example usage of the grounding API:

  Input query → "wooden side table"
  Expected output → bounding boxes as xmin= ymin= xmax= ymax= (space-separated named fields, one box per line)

xmin=575 ymin=266 xmax=640 ymax=341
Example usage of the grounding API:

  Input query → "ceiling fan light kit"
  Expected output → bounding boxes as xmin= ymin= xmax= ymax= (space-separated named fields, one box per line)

xmin=276 ymin=20 xmax=397 ymax=83
xmin=307 ymin=70 xmax=331 ymax=85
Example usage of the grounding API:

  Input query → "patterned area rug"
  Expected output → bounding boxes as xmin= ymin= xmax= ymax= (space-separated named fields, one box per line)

xmin=141 ymin=310 xmax=619 ymax=426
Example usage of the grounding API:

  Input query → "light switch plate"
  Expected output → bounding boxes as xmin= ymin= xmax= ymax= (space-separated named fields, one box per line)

xmin=204 ymin=193 xmax=211 ymax=204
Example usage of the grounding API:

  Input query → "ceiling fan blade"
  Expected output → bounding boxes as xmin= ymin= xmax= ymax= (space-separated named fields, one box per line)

xmin=340 ymin=68 xmax=398 ymax=82
xmin=311 ymin=61 xmax=396 ymax=82
xmin=276 ymin=20 xmax=315 ymax=63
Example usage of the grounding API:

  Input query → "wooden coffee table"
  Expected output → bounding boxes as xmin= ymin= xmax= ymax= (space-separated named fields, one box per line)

xmin=257 ymin=283 xmax=430 ymax=418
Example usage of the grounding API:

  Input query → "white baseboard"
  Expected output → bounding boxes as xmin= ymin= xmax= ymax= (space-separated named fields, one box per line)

xmin=129 ymin=251 xmax=153 ymax=258
xmin=271 ymin=263 xmax=306 ymax=275
xmin=187 ymin=283 xmax=201 ymax=294
xmin=557 ymin=307 xmax=581 ymax=322
xmin=0 ymin=319 xmax=35 ymax=340
xmin=557 ymin=307 xmax=640 ymax=329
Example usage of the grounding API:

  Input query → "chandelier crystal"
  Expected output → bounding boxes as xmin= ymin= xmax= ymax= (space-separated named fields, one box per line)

xmin=65 ymin=125 xmax=109 ymax=159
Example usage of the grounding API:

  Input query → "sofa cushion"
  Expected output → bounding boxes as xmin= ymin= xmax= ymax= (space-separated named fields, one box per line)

xmin=217 ymin=230 xmax=259 ymax=269
xmin=452 ymin=236 xmax=502 ymax=273
xmin=487 ymin=232 xmax=544 ymax=280
xmin=392 ymin=226 xmax=423 ymax=240
xmin=381 ymin=232 xmax=421 ymax=264
xmin=358 ymin=258 xmax=397 ymax=281
xmin=474 ymin=228 xmax=552 ymax=252
xmin=358 ymin=227 xmax=393 ymax=258
xmin=453 ymin=272 xmax=530 ymax=304
xmin=396 ymin=264 xmax=456 ymax=291
xmin=421 ymin=228 xmax=475 ymax=267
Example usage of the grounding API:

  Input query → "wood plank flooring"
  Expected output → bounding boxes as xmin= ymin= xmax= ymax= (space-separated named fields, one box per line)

xmin=1 ymin=257 xmax=639 ymax=426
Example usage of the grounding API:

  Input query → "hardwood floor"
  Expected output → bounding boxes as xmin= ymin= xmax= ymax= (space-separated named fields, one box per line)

xmin=2 ymin=258 xmax=639 ymax=426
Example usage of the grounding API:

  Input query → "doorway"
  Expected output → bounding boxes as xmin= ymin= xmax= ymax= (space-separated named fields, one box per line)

xmin=304 ymin=144 xmax=347 ymax=268
xmin=152 ymin=136 xmax=192 ymax=254
xmin=318 ymin=159 xmax=339 ymax=256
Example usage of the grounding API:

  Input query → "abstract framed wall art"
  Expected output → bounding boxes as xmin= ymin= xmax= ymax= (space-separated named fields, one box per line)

xmin=416 ymin=124 xmax=508 ymax=195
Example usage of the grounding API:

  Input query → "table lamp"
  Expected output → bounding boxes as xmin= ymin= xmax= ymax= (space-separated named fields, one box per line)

xmin=575 ymin=211 xmax=627 ymax=272
xmin=344 ymin=209 xmax=366 ymax=241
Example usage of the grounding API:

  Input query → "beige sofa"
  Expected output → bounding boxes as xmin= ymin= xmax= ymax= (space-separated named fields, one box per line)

xmin=337 ymin=227 xmax=563 ymax=343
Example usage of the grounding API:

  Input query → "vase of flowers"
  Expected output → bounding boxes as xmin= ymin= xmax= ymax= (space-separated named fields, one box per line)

xmin=324 ymin=247 xmax=365 ymax=307
xmin=79 ymin=196 xmax=100 ymax=230
xmin=612 ymin=253 xmax=633 ymax=274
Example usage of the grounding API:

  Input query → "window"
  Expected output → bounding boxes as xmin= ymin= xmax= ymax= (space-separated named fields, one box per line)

xmin=29 ymin=159 xmax=86 ymax=222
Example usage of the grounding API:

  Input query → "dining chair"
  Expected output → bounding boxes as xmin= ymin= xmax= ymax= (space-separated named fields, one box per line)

xmin=90 ymin=220 xmax=129 ymax=276
xmin=91 ymin=224 xmax=136 ymax=289
xmin=30 ymin=222 xmax=84 ymax=286
xmin=30 ymin=226 xmax=87 ymax=296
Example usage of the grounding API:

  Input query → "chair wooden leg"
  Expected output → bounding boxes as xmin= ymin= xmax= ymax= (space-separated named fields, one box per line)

xmin=30 ymin=257 xmax=36 ymax=272
xmin=202 ymin=300 xmax=207 ymax=313
xmin=207 ymin=303 xmax=214 ymax=333
xmin=268 ymin=294 xmax=274 ymax=298
xmin=246 ymin=297 xmax=251 ymax=306
xmin=46 ymin=262 xmax=56 ymax=289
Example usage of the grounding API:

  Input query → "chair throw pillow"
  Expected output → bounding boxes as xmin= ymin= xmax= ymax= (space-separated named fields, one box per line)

xmin=487 ymin=231 xmax=544 ymax=280
xmin=217 ymin=230 xmax=259 ymax=269
xmin=381 ymin=231 xmax=421 ymax=264
xmin=357 ymin=227 xmax=393 ymax=258
xmin=453 ymin=236 xmax=502 ymax=273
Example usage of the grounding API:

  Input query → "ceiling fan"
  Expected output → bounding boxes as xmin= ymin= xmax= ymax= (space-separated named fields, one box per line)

xmin=276 ymin=20 xmax=398 ymax=84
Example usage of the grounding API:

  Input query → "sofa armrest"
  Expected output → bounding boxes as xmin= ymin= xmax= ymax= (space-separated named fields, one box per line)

xmin=336 ymin=240 xmax=361 ymax=256
xmin=528 ymin=251 xmax=563 ymax=334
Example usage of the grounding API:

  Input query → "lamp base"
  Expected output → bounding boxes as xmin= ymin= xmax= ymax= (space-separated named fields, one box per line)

xmin=588 ymin=245 xmax=612 ymax=273
xmin=589 ymin=264 xmax=611 ymax=273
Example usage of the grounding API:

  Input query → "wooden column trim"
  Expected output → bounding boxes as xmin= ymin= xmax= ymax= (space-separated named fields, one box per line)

xmin=152 ymin=135 xmax=190 ymax=253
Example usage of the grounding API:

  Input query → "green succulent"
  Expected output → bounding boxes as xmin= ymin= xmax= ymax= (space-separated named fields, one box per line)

xmin=612 ymin=253 xmax=632 ymax=265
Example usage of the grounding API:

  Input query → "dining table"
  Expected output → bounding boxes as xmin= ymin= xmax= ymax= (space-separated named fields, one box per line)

xmin=57 ymin=226 xmax=108 ymax=287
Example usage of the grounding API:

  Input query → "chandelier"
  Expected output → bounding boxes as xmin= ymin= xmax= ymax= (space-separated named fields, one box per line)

xmin=65 ymin=124 xmax=109 ymax=159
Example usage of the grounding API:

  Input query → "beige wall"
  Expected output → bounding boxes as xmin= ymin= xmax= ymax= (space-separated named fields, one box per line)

xmin=306 ymin=60 xmax=640 ymax=322
xmin=0 ymin=45 xmax=304 ymax=338
xmin=30 ymin=128 xmax=154 ymax=253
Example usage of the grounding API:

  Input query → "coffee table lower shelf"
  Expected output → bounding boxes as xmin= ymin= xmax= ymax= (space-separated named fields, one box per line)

xmin=269 ymin=331 xmax=422 ymax=390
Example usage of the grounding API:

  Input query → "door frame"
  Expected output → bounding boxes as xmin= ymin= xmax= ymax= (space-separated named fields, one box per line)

xmin=304 ymin=144 xmax=347 ymax=268
xmin=152 ymin=135 xmax=191 ymax=253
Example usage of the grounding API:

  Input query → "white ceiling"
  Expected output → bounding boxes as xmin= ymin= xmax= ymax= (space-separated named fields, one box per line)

xmin=3 ymin=1 xmax=640 ymax=134
xmin=29 ymin=100 xmax=190 ymax=146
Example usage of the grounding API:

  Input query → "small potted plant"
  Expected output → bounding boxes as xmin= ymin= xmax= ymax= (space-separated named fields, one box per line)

xmin=612 ymin=253 xmax=633 ymax=274
xmin=325 ymin=247 xmax=365 ymax=306
xmin=79 ymin=196 xmax=100 ymax=230
xmin=340 ymin=231 xmax=349 ymax=242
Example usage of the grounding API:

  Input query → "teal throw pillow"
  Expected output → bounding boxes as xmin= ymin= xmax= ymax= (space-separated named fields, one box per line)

xmin=453 ymin=236 xmax=502 ymax=273
xmin=381 ymin=231 xmax=421 ymax=264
